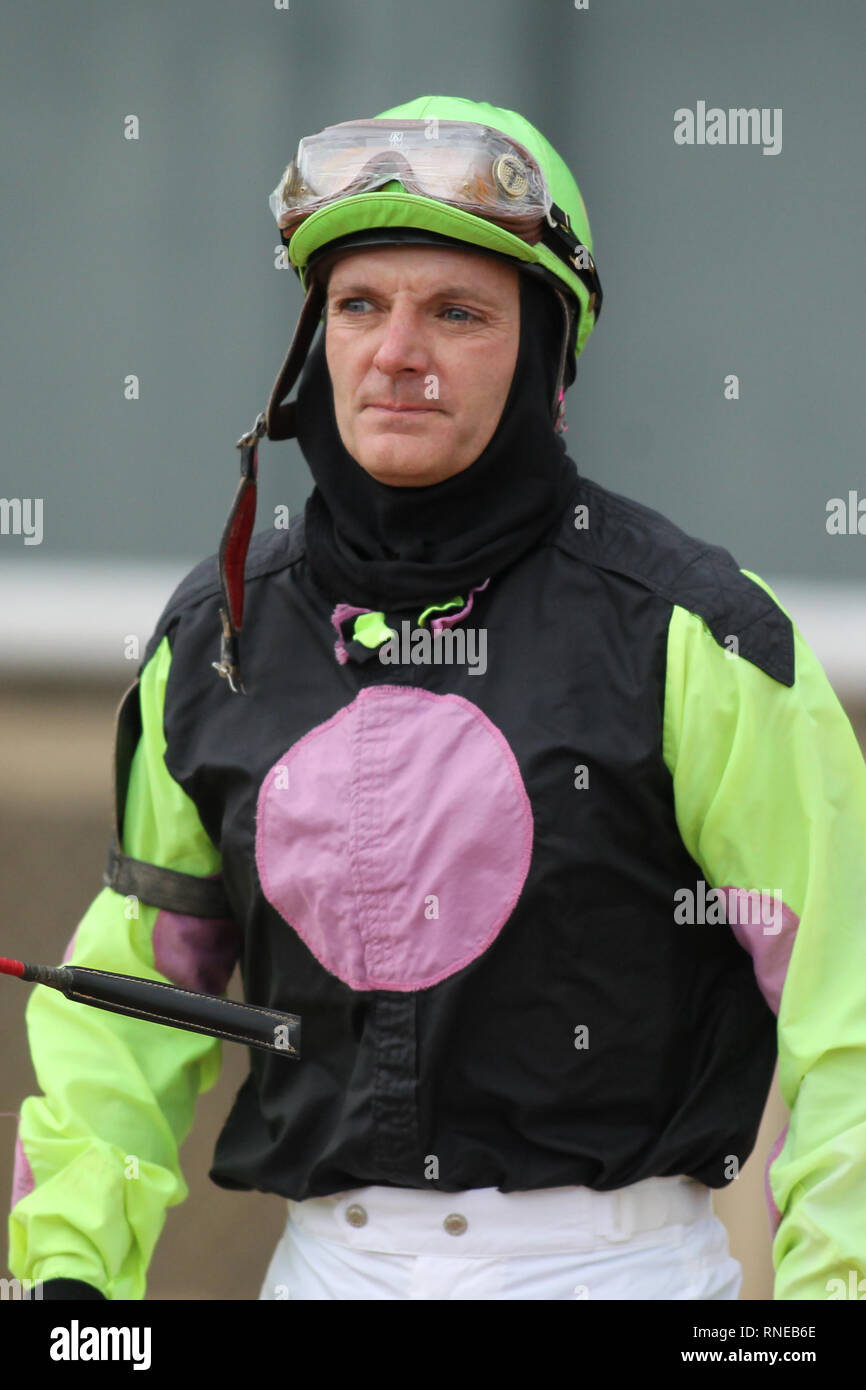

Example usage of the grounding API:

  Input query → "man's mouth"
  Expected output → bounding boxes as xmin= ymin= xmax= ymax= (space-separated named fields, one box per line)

xmin=365 ymin=403 xmax=440 ymax=413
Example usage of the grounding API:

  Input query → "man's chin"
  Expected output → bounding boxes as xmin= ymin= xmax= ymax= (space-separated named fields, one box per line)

xmin=352 ymin=444 xmax=460 ymax=488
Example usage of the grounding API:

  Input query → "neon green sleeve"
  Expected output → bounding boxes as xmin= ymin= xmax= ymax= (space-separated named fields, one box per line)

xmin=663 ymin=572 xmax=866 ymax=1300
xmin=8 ymin=635 xmax=229 ymax=1300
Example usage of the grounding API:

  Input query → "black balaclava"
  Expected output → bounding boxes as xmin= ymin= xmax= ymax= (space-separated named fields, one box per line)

xmin=294 ymin=253 xmax=579 ymax=613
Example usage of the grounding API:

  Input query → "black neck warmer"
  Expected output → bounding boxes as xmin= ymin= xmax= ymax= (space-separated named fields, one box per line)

xmin=294 ymin=266 xmax=579 ymax=612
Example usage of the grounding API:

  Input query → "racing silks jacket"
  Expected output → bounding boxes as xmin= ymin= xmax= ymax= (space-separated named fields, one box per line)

xmin=8 ymin=467 xmax=866 ymax=1300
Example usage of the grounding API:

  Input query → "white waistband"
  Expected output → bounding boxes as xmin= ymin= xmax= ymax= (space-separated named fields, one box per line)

xmin=286 ymin=1176 xmax=712 ymax=1257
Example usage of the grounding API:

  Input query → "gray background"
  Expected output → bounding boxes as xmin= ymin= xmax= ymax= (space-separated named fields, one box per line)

xmin=1 ymin=0 xmax=863 ymax=580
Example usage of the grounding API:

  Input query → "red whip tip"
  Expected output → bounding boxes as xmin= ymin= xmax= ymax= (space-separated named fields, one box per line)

xmin=0 ymin=957 xmax=26 ymax=978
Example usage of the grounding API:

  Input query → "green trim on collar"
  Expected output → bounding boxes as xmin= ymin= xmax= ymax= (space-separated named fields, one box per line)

xmin=352 ymin=612 xmax=397 ymax=649
xmin=417 ymin=596 xmax=465 ymax=627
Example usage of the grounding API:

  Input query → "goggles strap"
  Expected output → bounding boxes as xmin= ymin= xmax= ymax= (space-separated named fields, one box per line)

xmin=542 ymin=202 xmax=603 ymax=319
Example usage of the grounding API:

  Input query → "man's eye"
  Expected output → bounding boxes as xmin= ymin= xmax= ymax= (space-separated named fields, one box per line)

xmin=333 ymin=299 xmax=478 ymax=321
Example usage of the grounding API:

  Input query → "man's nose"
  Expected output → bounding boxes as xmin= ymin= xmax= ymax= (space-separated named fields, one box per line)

xmin=371 ymin=305 xmax=429 ymax=376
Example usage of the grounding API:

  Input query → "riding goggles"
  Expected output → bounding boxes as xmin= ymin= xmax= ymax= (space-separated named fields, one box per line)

xmin=269 ymin=119 xmax=602 ymax=311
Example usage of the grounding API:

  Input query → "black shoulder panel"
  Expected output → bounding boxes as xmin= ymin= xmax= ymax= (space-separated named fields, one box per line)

xmin=101 ymin=517 xmax=308 ymax=918
xmin=139 ymin=513 xmax=307 ymax=671
xmin=556 ymin=473 xmax=795 ymax=688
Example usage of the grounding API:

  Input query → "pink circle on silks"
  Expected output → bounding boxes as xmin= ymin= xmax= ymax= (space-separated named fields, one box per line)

xmin=255 ymin=685 xmax=533 ymax=992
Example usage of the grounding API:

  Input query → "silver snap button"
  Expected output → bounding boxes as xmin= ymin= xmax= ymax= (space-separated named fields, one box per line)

xmin=345 ymin=1203 xmax=368 ymax=1227
xmin=443 ymin=1212 xmax=467 ymax=1235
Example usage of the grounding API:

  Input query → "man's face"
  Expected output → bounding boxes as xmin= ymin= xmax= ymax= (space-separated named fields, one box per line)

xmin=323 ymin=244 xmax=520 ymax=487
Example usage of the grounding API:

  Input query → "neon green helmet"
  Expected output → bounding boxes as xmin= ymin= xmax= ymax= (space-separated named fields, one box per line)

xmin=281 ymin=94 xmax=601 ymax=363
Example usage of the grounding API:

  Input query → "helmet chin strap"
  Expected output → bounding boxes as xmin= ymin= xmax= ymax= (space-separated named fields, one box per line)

xmin=549 ymin=285 xmax=576 ymax=433
xmin=212 ymin=278 xmax=326 ymax=694
xmin=265 ymin=277 xmax=328 ymax=441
